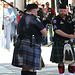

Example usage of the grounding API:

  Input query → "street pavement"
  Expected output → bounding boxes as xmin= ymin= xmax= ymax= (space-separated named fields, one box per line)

xmin=0 ymin=42 xmax=71 ymax=75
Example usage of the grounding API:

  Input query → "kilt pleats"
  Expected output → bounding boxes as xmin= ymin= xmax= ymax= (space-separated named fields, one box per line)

xmin=50 ymin=41 xmax=64 ymax=63
xmin=12 ymin=44 xmax=41 ymax=70
xmin=50 ymin=40 xmax=75 ymax=63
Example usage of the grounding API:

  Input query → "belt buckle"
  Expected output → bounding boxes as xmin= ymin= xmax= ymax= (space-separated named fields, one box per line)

xmin=64 ymin=40 xmax=69 ymax=43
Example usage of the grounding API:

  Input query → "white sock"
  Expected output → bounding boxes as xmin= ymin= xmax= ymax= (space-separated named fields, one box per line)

xmin=69 ymin=73 xmax=74 ymax=75
xmin=60 ymin=73 xmax=64 ymax=75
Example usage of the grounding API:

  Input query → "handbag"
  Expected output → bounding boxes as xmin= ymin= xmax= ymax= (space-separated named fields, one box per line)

xmin=63 ymin=43 xmax=74 ymax=64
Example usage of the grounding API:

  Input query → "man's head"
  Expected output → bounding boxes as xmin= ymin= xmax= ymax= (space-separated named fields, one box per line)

xmin=10 ymin=2 xmax=13 ymax=5
xmin=45 ymin=2 xmax=49 ymax=8
xmin=26 ymin=4 xmax=38 ymax=16
xmin=4 ymin=3 xmax=8 ymax=8
xmin=41 ymin=4 xmax=45 ymax=9
xmin=66 ymin=6 xmax=69 ymax=12
xmin=58 ymin=4 xmax=67 ymax=18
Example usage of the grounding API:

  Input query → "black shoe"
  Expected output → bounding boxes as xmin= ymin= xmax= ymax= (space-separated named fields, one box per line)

xmin=21 ymin=71 xmax=28 ymax=75
xmin=28 ymin=71 xmax=36 ymax=75
xmin=21 ymin=70 xmax=36 ymax=75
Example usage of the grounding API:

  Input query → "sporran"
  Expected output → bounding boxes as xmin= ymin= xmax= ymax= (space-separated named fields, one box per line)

xmin=63 ymin=43 xmax=74 ymax=64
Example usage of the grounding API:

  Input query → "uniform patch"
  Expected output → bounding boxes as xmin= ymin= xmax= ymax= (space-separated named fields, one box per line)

xmin=54 ymin=25 xmax=57 ymax=29
xmin=53 ymin=20 xmax=57 ymax=24
xmin=36 ymin=18 xmax=41 ymax=22
xmin=68 ymin=18 xmax=71 ymax=20
xmin=60 ymin=21 xmax=64 ymax=24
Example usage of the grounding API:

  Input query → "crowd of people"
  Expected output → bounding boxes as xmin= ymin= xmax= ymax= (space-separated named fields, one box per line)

xmin=0 ymin=1 xmax=75 ymax=75
xmin=1 ymin=1 xmax=56 ymax=50
xmin=1 ymin=2 xmax=18 ymax=50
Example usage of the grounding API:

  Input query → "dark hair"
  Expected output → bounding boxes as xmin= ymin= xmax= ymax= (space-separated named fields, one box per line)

xmin=10 ymin=2 xmax=13 ymax=4
xmin=41 ymin=4 xmax=44 ymax=7
xmin=46 ymin=2 xmax=49 ymax=5
xmin=26 ymin=4 xmax=38 ymax=11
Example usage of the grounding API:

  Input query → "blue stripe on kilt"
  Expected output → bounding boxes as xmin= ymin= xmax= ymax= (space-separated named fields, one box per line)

xmin=12 ymin=44 xmax=41 ymax=70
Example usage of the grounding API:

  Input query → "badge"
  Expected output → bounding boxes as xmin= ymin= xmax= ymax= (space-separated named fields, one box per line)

xmin=67 ymin=20 xmax=72 ymax=23
xmin=49 ymin=9 xmax=51 ymax=12
xmin=69 ymin=21 xmax=72 ymax=23
xmin=53 ymin=20 xmax=57 ymax=24
xmin=60 ymin=21 xmax=64 ymax=24
xmin=68 ymin=18 xmax=70 ymax=20
xmin=74 ymin=25 xmax=75 ymax=27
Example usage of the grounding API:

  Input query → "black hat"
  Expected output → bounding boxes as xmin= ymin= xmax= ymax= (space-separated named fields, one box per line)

xmin=26 ymin=4 xmax=38 ymax=11
xmin=59 ymin=4 xmax=66 ymax=9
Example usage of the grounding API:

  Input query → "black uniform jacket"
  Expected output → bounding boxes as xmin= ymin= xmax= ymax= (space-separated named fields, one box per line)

xmin=17 ymin=13 xmax=45 ymax=43
xmin=53 ymin=15 xmax=73 ymax=41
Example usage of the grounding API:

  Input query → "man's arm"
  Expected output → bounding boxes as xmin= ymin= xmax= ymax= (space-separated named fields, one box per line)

xmin=55 ymin=29 xmax=74 ymax=39
xmin=40 ymin=28 xmax=47 ymax=38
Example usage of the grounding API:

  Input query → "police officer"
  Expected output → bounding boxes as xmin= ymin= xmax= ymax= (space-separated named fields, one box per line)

xmin=12 ymin=4 xmax=47 ymax=75
xmin=50 ymin=4 xmax=75 ymax=75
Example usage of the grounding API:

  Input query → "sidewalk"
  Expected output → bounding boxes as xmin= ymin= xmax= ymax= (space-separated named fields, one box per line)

xmin=0 ymin=63 xmax=69 ymax=75
xmin=0 ymin=44 xmax=70 ymax=75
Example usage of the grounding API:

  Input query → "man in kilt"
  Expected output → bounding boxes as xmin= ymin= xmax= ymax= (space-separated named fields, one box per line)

xmin=50 ymin=4 xmax=75 ymax=75
xmin=12 ymin=4 xmax=47 ymax=75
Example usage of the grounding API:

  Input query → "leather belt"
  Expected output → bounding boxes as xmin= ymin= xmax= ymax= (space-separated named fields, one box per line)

xmin=21 ymin=40 xmax=31 ymax=46
xmin=21 ymin=39 xmax=41 ymax=46
xmin=64 ymin=40 xmax=70 ymax=43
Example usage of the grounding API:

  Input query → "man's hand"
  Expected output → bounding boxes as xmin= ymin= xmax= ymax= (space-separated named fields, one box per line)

xmin=40 ymin=28 xmax=47 ymax=38
xmin=74 ymin=34 xmax=75 ymax=38
xmin=69 ymin=34 xmax=74 ymax=40
xmin=55 ymin=29 xmax=75 ymax=40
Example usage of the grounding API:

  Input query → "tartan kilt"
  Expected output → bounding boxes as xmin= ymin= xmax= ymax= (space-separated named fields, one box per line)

xmin=12 ymin=43 xmax=41 ymax=70
xmin=50 ymin=40 xmax=75 ymax=63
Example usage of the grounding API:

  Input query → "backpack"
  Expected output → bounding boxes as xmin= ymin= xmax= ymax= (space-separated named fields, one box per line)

xmin=63 ymin=43 xmax=74 ymax=64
